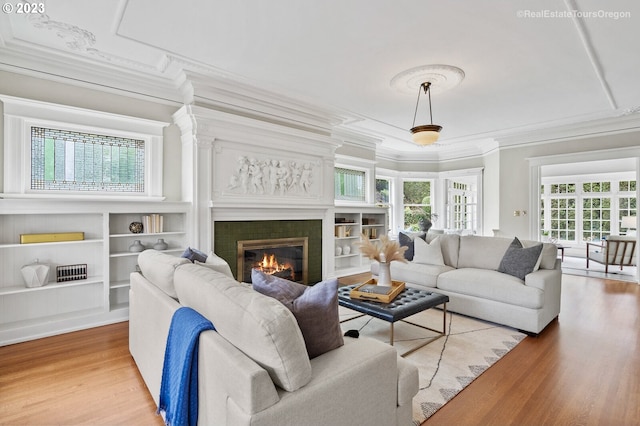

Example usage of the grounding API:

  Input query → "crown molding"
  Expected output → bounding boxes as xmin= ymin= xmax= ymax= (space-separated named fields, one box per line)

xmin=0 ymin=40 xmax=182 ymax=105
xmin=496 ymin=111 xmax=640 ymax=147
xmin=176 ymin=68 xmax=350 ymax=135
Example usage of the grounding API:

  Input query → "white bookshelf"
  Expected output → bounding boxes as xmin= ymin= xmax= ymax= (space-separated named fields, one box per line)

xmin=333 ymin=206 xmax=388 ymax=277
xmin=0 ymin=199 xmax=190 ymax=346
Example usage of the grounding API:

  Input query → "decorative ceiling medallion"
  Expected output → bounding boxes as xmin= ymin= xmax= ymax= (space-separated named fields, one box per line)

xmin=391 ymin=65 xmax=465 ymax=95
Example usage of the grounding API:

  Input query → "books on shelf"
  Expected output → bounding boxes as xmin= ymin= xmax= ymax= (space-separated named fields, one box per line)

xmin=142 ymin=214 xmax=164 ymax=233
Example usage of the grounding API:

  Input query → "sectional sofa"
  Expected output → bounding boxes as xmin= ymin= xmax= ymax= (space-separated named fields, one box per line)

xmin=371 ymin=234 xmax=562 ymax=334
xmin=129 ymin=250 xmax=419 ymax=426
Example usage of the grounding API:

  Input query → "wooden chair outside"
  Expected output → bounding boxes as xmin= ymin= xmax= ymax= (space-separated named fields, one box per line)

xmin=586 ymin=236 xmax=637 ymax=273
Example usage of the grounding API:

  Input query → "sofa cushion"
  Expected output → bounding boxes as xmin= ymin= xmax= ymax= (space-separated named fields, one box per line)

xmin=425 ymin=233 xmax=460 ymax=267
xmin=193 ymin=251 xmax=234 ymax=278
xmin=537 ymin=242 xmax=558 ymax=270
xmin=137 ymin=249 xmax=191 ymax=298
xmin=413 ymin=236 xmax=445 ymax=266
xmin=174 ymin=264 xmax=312 ymax=392
xmin=372 ymin=260 xmax=453 ymax=288
xmin=498 ymin=237 xmax=544 ymax=280
xmin=437 ymin=268 xmax=544 ymax=309
xmin=457 ymin=236 xmax=514 ymax=270
xmin=251 ymin=270 xmax=344 ymax=358
xmin=398 ymin=232 xmax=425 ymax=261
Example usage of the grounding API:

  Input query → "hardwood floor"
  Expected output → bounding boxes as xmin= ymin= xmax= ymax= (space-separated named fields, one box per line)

xmin=427 ymin=274 xmax=640 ymax=426
xmin=0 ymin=322 xmax=162 ymax=425
xmin=0 ymin=274 xmax=638 ymax=425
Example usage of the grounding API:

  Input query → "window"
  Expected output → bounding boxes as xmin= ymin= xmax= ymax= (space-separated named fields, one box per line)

xmin=619 ymin=180 xmax=637 ymax=232
xmin=2 ymin=95 xmax=164 ymax=199
xmin=31 ymin=127 xmax=145 ymax=192
xmin=544 ymin=183 xmax=577 ymax=240
xmin=541 ymin=177 xmax=635 ymax=243
xmin=403 ymin=180 xmax=432 ymax=231
xmin=583 ymin=197 xmax=611 ymax=241
xmin=334 ymin=167 xmax=366 ymax=202
xmin=375 ymin=178 xmax=390 ymax=204
xmin=446 ymin=179 xmax=477 ymax=232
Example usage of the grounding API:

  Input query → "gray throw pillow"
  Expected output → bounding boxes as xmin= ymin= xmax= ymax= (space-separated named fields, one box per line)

xmin=251 ymin=270 xmax=344 ymax=358
xmin=398 ymin=231 xmax=426 ymax=261
xmin=498 ymin=237 xmax=543 ymax=280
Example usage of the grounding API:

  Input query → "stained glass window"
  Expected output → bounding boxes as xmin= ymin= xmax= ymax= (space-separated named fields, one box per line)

xmin=335 ymin=167 xmax=366 ymax=202
xmin=31 ymin=127 xmax=145 ymax=192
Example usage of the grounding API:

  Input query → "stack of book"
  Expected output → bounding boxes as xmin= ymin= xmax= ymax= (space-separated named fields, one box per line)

xmin=142 ymin=214 xmax=163 ymax=234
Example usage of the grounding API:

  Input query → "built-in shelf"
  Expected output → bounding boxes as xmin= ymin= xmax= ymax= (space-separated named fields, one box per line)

xmin=333 ymin=207 xmax=388 ymax=277
xmin=0 ymin=200 xmax=190 ymax=346
xmin=0 ymin=277 xmax=104 ymax=296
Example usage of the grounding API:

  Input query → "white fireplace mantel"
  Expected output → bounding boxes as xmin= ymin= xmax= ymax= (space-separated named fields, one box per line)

xmin=174 ymin=102 xmax=342 ymax=276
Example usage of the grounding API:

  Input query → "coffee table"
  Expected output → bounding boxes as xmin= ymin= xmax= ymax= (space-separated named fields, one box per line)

xmin=338 ymin=285 xmax=449 ymax=356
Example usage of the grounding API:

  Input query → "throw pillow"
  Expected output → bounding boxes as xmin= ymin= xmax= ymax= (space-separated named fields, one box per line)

xmin=181 ymin=247 xmax=207 ymax=263
xmin=251 ymin=270 xmax=344 ymax=358
xmin=398 ymin=231 xmax=426 ymax=261
xmin=413 ymin=236 xmax=445 ymax=266
xmin=498 ymin=237 xmax=544 ymax=280
xmin=197 ymin=251 xmax=234 ymax=278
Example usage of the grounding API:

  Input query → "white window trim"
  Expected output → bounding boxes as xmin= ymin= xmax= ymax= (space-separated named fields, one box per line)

xmin=1 ymin=95 xmax=166 ymax=200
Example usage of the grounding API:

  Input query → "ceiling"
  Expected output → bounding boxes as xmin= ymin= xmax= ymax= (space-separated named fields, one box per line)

xmin=1 ymin=0 xmax=639 ymax=158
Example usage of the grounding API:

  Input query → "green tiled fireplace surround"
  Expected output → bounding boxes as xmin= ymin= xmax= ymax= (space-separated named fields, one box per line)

xmin=214 ymin=220 xmax=323 ymax=284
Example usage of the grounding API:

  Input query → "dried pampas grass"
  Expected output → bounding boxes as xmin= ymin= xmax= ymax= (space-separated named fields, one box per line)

xmin=358 ymin=235 xmax=408 ymax=263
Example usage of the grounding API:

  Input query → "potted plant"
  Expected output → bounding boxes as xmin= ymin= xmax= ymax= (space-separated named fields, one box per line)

xmin=417 ymin=211 xmax=438 ymax=232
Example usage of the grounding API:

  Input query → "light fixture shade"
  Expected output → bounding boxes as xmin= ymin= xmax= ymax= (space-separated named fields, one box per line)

xmin=410 ymin=124 xmax=442 ymax=145
xmin=621 ymin=216 xmax=636 ymax=229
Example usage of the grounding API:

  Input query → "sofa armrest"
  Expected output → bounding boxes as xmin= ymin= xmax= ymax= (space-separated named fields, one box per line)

xmin=525 ymin=259 xmax=561 ymax=291
xmin=197 ymin=330 xmax=280 ymax=422
xmin=237 ymin=337 xmax=415 ymax=426
xmin=397 ymin=356 xmax=419 ymax=406
xmin=129 ymin=272 xmax=181 ymax=405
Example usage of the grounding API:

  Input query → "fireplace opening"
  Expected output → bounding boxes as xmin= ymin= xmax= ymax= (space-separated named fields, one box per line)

xmin=237 ymin=237 xmax=308 ymax=284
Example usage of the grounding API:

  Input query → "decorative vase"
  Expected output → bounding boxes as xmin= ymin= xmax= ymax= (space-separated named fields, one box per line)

xmin=21 ymin=259 xmax=50 ymax=288
xmin=335 ymin=246 xmax=342 ymax=256
xmin=377 ymin=261 xmax=392 ymax=286
xmin=153 ymin=238 xmax=168 ymax=250
xmin=129 ymin=240 xmax=146 ymax=253
xmin=129 ymin=221 xmax=143 ymax=234
xmin=343 ymin=245 xmax=351 ymax=255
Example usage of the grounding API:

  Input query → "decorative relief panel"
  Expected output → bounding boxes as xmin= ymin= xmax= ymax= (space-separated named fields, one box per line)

xmin=227 ymin=156 xmax=315 ymax=197
xmin=211 ymin=141 xmax=327 ymax=204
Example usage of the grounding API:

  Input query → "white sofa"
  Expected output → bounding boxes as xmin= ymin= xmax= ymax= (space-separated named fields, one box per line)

xmin=372 ymin=234 xmax=562 ymax=335
xmin=129 ymin=250 xmax=419 ymax=426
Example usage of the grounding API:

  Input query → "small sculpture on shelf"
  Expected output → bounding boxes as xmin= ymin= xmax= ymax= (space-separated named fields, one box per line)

xmin=21 ymin=259 xmax=50 ymax=288
xmin=129 ymin=221 xmax=144 ymax=234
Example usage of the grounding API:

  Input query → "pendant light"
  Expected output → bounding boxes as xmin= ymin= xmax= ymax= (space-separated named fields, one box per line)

xmin=410 ymin=82 xmax=442 ymax=145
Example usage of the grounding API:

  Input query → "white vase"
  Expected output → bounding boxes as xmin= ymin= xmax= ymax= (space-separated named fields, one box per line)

xmin=377 ymin=261 xmax=392 ymax=286
xmin=343 ymin=245 xmax=351 ymax=255
xmin=335 ymin=246 xmax=342 ymax=256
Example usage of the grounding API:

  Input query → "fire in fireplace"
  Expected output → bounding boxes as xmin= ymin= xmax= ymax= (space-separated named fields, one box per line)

xmin=237 ymin=237 xmax=308 ymax=284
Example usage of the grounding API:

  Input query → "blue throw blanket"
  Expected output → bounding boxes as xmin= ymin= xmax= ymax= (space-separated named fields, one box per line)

xmin=158 ymin=307 xmax=215 ymax=426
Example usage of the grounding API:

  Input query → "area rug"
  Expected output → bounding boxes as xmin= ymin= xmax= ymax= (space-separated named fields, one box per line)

xmin=339 ymin=307 xmax=526 ymax=425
